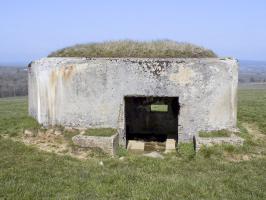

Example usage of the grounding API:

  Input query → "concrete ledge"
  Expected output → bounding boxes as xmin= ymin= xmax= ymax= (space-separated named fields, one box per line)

xmin=196 ymin=134 xmax=244 ymax=151
xmin=72 ymin=134 xmax=119 ymax=155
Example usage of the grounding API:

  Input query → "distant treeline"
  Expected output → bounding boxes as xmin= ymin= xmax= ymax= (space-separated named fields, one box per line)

xmin=0 ymin=67 xmax=28 ymax=98
xmin=239 ymin=60 xmax=266 ymax=83
xmin=239 ymin=77 xmax=266 ymax=83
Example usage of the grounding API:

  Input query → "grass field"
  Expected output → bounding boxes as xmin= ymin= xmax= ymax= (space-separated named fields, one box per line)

xmin=0 ymin=89 xmax=266 ymax=199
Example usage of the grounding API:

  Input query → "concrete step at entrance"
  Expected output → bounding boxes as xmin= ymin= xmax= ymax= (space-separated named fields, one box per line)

xmin=127 ymin=140 xmax=174 ymax=153
xmin=165 ymin=139 xmax=176 ymax=153
xmin=127 ymin=140 xmax=145 ymax=151
xmin=144 ymin=141 xmax=165 ymax=152
xmin=127 ymin=136 xmax=177 ymax=154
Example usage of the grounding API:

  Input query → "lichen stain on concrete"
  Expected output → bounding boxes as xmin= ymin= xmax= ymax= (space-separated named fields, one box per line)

xmin=61 ymin=65 xmax=75 ymax=81
xmin=169 ymin=65 xmax=195 ymax=85
xmin=50 ymin=65 xmax=75 ymax=86
xmin=50 ymin=69 xmax=58 ymax=88
xmin=47 ymin=65 xmax=76 ymax=124
xmin=48 ymin=69 xmax=59 ymax=123
xmin=138 ymin=61 xmax=168 ymax=76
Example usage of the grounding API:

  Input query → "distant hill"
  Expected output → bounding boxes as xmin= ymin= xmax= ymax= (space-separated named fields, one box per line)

xmin=239 ymin=60 xmax=266 ymax=83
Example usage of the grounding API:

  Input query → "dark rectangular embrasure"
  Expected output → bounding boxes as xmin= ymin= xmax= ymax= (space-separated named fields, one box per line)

xmin=125 ymin=96 xmax=179 ymax=142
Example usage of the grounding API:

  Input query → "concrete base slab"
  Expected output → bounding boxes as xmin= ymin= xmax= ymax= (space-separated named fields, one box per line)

xmin=72 ymin=134 xmax=119 ymax=155
xmin=165 ymin=139 xmax=176 ymax=153
xmin=196 ymin=134 xmax=244 ymax=151
xmin=127 ymin=140 xmax=145 ymax=150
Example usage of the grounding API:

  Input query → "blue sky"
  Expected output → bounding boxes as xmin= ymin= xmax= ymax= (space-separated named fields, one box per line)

xmin=0 ymin=0 xmax=266 ymax=66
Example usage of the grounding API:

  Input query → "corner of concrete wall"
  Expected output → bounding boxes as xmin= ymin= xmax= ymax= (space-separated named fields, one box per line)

xmin=28 ymin=61 xmax=38 ymax=121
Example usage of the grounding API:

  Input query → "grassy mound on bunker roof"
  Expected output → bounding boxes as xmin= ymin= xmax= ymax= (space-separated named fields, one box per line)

xmin=48 ymin=40 xmax=217 ymax=58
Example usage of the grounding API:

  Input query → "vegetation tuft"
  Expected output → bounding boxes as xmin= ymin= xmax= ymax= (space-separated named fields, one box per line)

xmin=177 ymin=143 xmax=196 ymax=160
xmin=116 ymin=146 xmax=128 ymax=157
xmin=48 ymin=40 xmax=217 ymax=58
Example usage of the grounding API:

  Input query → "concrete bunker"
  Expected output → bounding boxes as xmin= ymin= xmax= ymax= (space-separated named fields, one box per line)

xmin=125 ymin=96 xmax=179 ymax=144
xmin=28 ymin=57 xmax=239 ymax=150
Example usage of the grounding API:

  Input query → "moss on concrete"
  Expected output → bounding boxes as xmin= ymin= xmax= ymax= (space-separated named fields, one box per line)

xmin=84 ymin=128 xmax=117 ymax=137
xmin=199 ymin=129 xmax=232 ymax=137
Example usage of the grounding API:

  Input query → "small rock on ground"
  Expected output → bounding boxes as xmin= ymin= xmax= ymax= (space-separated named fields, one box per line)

xmin=143 ymin=151 xmax=164 ymax=159
xmin=54 ymin=130 xmax=62 ymax=136
xmin=24 ymin=129 xmax=35 ymax=137
xmin=119 ymin=156 xmax=125 ymax=161
xmin=99 ymin=161 xmax=104 ymax=166
xmin=46 ymin=129 xmax=54 ymax=135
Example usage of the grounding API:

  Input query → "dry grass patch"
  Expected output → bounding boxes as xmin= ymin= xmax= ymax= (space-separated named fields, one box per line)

xmin=49 ymin=40 xmax=217 ymax=58
xmin=242 ymin=123 xmax=265 ymax=140
xmin=19 ymin=128 xmax=107 ymax=160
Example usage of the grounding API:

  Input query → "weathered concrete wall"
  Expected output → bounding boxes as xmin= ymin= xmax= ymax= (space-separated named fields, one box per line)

xmin=28 ymin=57 xmax=238 ymax=146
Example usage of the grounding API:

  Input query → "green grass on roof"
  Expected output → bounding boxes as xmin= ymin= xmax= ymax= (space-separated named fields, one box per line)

xmin=48 ymin=40 xmax=217 ymax=58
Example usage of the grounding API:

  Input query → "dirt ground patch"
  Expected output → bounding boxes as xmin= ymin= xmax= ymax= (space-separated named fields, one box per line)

xmin=224 ymin=123 xmax=266 ymax=162
xmin=242 ymin=123 xmax=265 ymax=140
xmin=5 ymin=122 xmax=266 ymax=162
xmin=224 ymin=152 xmax=264 ymax=162
xmin=14 ymin=129 xmax=107 ymax=159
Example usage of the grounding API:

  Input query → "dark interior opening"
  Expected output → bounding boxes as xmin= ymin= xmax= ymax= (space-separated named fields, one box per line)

xmin=125 ymin=96 xmax=179 ymax=143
